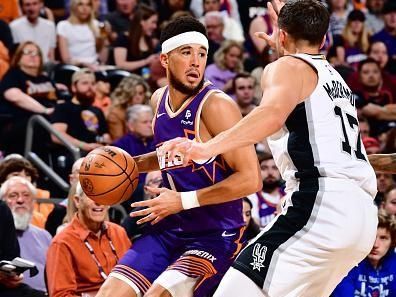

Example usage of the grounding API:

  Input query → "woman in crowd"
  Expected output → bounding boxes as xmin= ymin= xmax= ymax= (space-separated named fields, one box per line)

xmin=57 ymin=0 xmax=109 ymax=69
xmin=333 ymin=10 xmax=371 ymax=69
xmin=106 ymin=75 xmax=151 ymax=141
xmin=242 ymin=197 xmax=261 ymax=242
xmin=0 ymin=41 xmax=58 ymax=155
xmin=332 ymin=210 xmax=396 ymax=296
xmin=328 ymin=0 xmax=351 ymax=37
xmin=205 ymin=40 xmax=244 ymax=92
xmin=113 ymin=4 xmax=158 ymax=76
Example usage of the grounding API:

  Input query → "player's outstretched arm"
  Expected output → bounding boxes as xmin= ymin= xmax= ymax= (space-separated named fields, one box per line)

xmin=161 ymin=57 xmax=307 ymax=164
xmin=368 ymin=154 xmax=396 ymax=174
xmin=133 ymin=151 xmax=160 ymax=173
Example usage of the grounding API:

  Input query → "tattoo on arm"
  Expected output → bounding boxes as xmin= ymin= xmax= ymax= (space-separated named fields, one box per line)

xmin=368 ymin=154 xmax=396 ymax=174
xmin=133 ymin=151 xmax=160 ymax=173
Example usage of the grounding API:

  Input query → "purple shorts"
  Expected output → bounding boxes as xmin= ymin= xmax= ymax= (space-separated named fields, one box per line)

xmin=112 ymin=228 xmax=244 ymax=297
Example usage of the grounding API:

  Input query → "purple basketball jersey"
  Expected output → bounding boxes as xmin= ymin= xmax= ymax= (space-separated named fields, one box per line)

xmin=153 ymin=82 xmax=244 ymax=232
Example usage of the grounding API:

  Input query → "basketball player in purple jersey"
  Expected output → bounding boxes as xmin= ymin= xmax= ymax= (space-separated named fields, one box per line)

xmin=96 ymin=16 xmax=261 ymax=297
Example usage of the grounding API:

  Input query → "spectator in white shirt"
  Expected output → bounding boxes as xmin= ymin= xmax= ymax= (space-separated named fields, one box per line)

xmin=57 ymin=0 xmax=109 ymax=69
xmin=9 ymin=0 xmax=56 ymax=63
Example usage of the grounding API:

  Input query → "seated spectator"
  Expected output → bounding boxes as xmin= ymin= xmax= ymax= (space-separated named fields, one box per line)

xmin=232 ymin=72 xmax=257 ymax=117
xmin=46 ymin=182 xmax=131 ymax=297
xmin=199 ymin=0 xmax=244 ymax=42
xmin=333 ymin=10 xmax=370 ymax=69
xmin=365 ymin=0 xmax=385 ymax=34
xmin=113 ymin=104 xmax=155 ymax=206
xmin=0 ymin=41 xmax=57 ymax=155
xmin=381 ymin=188 xmax=396 ymax=216
xmin=51 ymin=69 xmax=111 ymax=181
xmin=107 ymin=75 xmax=151 ymax=141
xmin=10 ymin=0 xmax=56 ymax=64
xmin=328 ymin=0 xmax=351 ymax=38
xmin=0 ymin=0 xmax=20 ymax=23
xmin=205 ymin=40 xmax=244 ymax=92
xmin=368 ymin=40 xmax=396 ymax=75
xmin=242 ymin=197 xmax=260 ymax=242
xmin=371 ymin=2 xmax=396 ymax=61
xmin=376 ymin=172 xmax=395 ymax=206
xmin=57 ymin=0 xmax=109 ymax=69
xmin=355 ymin=59 xmax=395 ymax=136
xmin=105 ymin=0 xmax=137 ymax=41
xmin=347 ymin=41 xmax=396 ymax=94
xmin=203 ymin=11 xmax=225 ymax=64
xmin=0 ymin=200 xmax=46 ymax=297
xmin=113 ymin=4 xmax=159 ymax=76
xmin=51 ymin=68 xmax=111 ymax=153
xmin=0 ymin=176 xmax=52 ymax=293
xmin=332 ymin=210 xmax=396 ymax=297
xmin=0 ymin=156 xmax=52 ymax=227
xmin=248 ymin=153 xmax=285 ymax=229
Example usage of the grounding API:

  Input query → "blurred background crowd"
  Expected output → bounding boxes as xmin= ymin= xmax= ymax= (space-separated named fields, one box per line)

xmin=0 ymin=0 xmax=395 ymax=296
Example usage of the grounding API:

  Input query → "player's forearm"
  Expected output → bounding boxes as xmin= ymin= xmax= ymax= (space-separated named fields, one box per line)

xmin=206 ymin=105 xmax=284 ymax=156
xmin=368 ymin=154 xmax=396 ymax=174
xmin=134 ymin=151 xmax=160 ymax=173
xmin=196 ymin=169 xmax=261 ymax=206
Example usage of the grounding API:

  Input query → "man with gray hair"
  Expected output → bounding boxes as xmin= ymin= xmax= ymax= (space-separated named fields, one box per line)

xmin=203 ymin=11 xmax=225 ymax=64
xmin=113 ymin=104 xmax=155 ymax=204
xmin=0 ymin=176 xmax=51 ymax=294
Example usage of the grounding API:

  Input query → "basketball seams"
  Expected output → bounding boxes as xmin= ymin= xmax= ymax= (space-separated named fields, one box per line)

xmin=80 ymin=146 xmax=140 ymax=205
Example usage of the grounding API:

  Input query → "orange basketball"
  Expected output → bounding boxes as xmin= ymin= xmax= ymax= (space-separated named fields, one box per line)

xmin=79 ymin=146 xmax=139 ymax=205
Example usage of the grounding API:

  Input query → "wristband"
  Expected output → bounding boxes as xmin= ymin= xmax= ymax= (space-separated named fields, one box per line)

xmin=180 ymin=191 xmax=200 ymax=210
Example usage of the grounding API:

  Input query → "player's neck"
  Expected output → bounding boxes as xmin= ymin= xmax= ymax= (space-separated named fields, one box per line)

xmin=168 ymin=87 xmax=192 ymax=112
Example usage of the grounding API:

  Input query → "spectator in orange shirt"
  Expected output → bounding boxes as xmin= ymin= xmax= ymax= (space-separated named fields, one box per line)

xmin=46 ymin=181 xmax=131 ymax=297
xmin=0 ymin=0 xmax=20 ymax=23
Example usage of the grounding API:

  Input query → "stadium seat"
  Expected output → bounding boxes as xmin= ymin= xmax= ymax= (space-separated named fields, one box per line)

xmin=106 ymin=69 xmax=131 ymax=91
xmin=52 ymin=64 xmax=81 ymax=90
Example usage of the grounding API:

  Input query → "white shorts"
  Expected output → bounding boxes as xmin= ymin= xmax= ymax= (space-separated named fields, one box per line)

xmin=214 ymin=178 xmax=378 ymax=297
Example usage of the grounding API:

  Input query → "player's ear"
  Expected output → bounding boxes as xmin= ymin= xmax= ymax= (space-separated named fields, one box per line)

xmin=319 ymin=35 xmax=326 ymax=51
xmin=160 ymin=53 xmax=169 ymax=68
xmin=279 ymin=29 xmax=287 ymax=47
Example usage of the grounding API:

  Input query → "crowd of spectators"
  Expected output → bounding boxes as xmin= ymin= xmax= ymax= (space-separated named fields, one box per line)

xmin=0 ymin=0 xmax=395 ymax=296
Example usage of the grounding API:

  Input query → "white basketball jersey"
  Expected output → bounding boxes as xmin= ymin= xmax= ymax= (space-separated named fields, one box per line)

xmin=267 ymin=53 xmax=377 ymax=197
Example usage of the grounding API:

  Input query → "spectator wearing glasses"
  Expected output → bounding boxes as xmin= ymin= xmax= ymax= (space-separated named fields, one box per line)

xmin=46 ymin=182 xmax=131 ymax=297
xmin=0 ymin=41 xmax=58 ymax=155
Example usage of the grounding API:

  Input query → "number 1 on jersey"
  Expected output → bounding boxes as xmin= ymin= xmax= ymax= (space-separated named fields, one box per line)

xmin=334 ymin=106 xmax=366 ymax=161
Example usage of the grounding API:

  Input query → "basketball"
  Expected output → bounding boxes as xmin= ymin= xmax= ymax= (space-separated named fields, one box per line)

xmin=79 ymin=146 xmax=139 ymax=205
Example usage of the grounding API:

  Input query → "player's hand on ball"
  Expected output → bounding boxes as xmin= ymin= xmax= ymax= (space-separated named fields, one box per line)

xmin=130 ymin=186 xmax=183 ymax=225
xmin=160 ymin=137 xmax=212 ymax=166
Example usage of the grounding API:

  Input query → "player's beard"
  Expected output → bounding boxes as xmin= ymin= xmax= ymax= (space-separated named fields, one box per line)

xmin=169 ymin=70 xmax=205 ymax=97
xmin=75 ymin=90 xmax=95 ymax=106
xmin=12 ymin=211 xmax=32 ymax=231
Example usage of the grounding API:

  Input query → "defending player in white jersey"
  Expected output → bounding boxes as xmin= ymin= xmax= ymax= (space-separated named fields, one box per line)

xmin=162 ymin=1 xmax=382 ymax=296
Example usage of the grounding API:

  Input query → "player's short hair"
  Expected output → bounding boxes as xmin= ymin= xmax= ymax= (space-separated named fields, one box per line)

xmin=160 ymin=16 xmax=208 ymax=46
xmin=278 ymin=0 xmax=329 ymax=46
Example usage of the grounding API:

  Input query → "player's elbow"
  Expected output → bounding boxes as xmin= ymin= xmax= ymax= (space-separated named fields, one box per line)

xmin=244 ymin=168 xmax=262 ymax=194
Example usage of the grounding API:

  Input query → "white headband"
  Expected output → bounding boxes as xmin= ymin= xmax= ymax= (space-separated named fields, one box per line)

xmin=161 ymin=31 xmax=209 ymax=54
